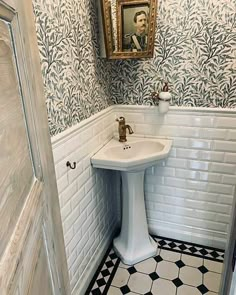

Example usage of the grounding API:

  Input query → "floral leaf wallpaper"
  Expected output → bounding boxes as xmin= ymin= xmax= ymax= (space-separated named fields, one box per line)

xmin=33 ymin=0 xmax=113 ymax=136
xmin=33 ymin=0 xmax=236 ymax=136
xmin=110 ymin=0 xmax=236 ymax=108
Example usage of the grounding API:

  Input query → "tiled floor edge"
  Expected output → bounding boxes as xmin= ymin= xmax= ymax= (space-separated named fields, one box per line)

xmin=87 ymin=235 xmax=225 ymax=295
xmin=73 ymin=225 xmax=120 ymax=295
xmin=153 ymin=235 xmax=224 ymax=263
xmin=157 ymin=245 xmax=224 ymax=263
xmin=85 ymin=244 xmax=113 ymax=294
xmin=85 ymin=229 xmax=121 ymax=294
xmin=102 ymin=258 xmax=121 ymax=294
xmin=152 ymin=235 xmax=224 ymax=252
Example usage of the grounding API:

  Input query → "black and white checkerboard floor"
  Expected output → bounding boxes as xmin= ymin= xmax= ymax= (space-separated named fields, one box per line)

xmin=86 ymin=236 xmax=224 ymax=295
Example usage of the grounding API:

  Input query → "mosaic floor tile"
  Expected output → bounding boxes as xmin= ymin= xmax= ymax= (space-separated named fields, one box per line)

xmin=181 ymin=253 xmax=203 ymax=267
xmin=135 ymin=257 xmax=156 ymax=274
xmin=128 ymin=272 xmax=152 ymax=293
xmin=203 ymin=272 xmax=221 ymax=293
xmin=203 ymin=259 xmax=223 ymax=274
xmin=86 ymin=236 xmax=224 ymax=295
xmin=179 ymin=266 xmax=202 ymax=287
xmin=177 ymin=284 xmax=202 ymax=295
xmin=156 ymin=260 xmax=179 ymax=280
xmin=160 ymin=249 xmax=181 ymax=262
xmin=151 ymin=278 xmax=176 ymax=295
xmin=111 ymin=268 xmax=130 ymax=288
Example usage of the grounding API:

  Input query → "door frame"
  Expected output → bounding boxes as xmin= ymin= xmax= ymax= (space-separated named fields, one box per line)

xmin=0 ymin=0 xmax=70 ymax=293
xmin=220 ymin=187 xmax=236 ymax=295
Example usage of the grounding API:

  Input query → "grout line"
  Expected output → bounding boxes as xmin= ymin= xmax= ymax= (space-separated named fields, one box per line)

xmin=202 ymin=257 xmax=204 ymax=291
xmin=176 ymin=252 xmax=182 ymax=295
xmin=149 ymin=245 xmax=159 ymax=293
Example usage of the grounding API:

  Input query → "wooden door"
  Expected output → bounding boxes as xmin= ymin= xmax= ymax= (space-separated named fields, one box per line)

xmin=0 ymin=1 xmax=70 ymax=294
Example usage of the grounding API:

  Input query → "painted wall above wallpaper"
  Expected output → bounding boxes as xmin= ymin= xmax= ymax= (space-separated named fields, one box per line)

xmin=33 ymin=0 xmax=113 ymax=136
xmin=110 ymin=0 xmax=236 ymax=107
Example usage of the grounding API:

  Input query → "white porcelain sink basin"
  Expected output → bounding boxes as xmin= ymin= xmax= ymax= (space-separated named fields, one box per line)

xmin=91 ymin=135 xmax=172 ymax=265
xmin=91 ymin=136 xmax=172 ymax=172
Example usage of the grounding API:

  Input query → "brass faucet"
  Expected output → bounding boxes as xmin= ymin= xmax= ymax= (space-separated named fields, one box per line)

xmin=116 ymin=117 xmax=134 ymax=142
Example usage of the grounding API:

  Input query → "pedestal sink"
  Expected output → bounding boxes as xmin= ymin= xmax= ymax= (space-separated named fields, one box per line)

xmin=91 ymin=136 xmax=172 ymax=265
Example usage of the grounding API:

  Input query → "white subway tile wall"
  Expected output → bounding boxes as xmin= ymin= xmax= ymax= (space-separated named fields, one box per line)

xmin=52 ymin=106 xmax=236 ymax=294
xmin=115 ymin=106 xmax=236 ymax=249
xmin=51 ymin=109 xmax=119 ymax=294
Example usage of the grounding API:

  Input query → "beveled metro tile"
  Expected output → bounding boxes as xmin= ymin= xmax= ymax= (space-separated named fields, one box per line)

xmin=177 ymin=285 xmax=202 ymax=295
xmin=151 ymin=278 xmax=176 ymax=295
xmin=181 ymin=253 xmax=203 ymax=267
xmin=160 ymin=249 xmax=181 ymax=262
xmin=204 ymin=271 xmax=221 ymax=293
xmin=204 ymin=259 xmax=223 ymax=273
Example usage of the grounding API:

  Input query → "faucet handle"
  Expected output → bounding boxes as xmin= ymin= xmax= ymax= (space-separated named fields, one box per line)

xmin=116 ymin=116 xmax=125 ymax=122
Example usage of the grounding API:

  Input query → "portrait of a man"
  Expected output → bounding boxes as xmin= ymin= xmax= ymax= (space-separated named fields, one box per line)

xmin=130 ymin=10 xmax=148 ymax=51
xmin=121 ymin=4 xmax=149 ymax=52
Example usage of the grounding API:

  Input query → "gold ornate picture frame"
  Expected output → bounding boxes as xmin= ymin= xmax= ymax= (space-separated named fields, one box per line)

xmin=100 ymin=0 xmax=114 ymax=57
xmin=100 ymin=0 xmax=157 ymax=59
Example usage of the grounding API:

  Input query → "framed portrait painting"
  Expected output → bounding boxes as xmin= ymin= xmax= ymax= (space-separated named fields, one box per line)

xmin=117 ymin=0 xmax=157 ymax=58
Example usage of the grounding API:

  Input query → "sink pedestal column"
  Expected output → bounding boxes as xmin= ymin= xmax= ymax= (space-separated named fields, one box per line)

xmin=113 ymin=170 xmax=157 ymax=265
